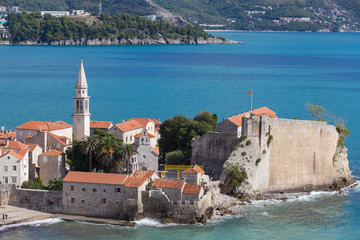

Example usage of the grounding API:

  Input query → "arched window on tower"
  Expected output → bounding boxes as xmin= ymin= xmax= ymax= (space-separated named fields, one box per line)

xmin=76 ymin=100 xmax=80 ymax=112
xmin=80 ymin=100 xmax=83 ymax=112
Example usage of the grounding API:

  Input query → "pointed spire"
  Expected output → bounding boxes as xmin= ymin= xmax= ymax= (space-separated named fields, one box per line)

xmin=76 ymin=59 xmax=88 ymax=89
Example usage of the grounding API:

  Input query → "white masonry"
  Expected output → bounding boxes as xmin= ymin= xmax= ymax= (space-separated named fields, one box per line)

xmin=73 ymin=60 xmax=90 ymax=141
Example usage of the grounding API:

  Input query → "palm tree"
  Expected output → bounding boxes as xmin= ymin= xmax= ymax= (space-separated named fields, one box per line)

xmin=80 ymin=135 xmax=99 ymax=172
xmin=96 ymin=135 xmax=123 ymax=172
xmin=120 ymin=143 xmax=138 ymax=174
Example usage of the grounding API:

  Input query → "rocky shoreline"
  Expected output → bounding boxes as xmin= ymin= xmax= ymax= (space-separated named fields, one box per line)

xmin=0 ymin=37 xmax=242 ymax=46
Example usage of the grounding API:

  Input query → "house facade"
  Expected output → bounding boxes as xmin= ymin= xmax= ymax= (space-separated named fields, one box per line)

xmin=39 ymin=150 xmax=66 ymax=186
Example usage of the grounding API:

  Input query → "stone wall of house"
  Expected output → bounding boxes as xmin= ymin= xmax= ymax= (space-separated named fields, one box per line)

xmin=62 ymin=182 xmax=125 ymax=218
xmin=39 ymin=155 xmax=65 ymax=186
xmin=160 ymin=188 xmax=182 ymax=203
xmin=216 ymin=119 xmax=239 ymax=137
xmin=191 ymin=132 xmax=240 ymax=179
xmin=141 ymin=189 xmax=212 ymax=223
xmin=136 ymin=145 xmax=158 ymax=171
xmin=180 ymin=173 xmax=199 ymax=185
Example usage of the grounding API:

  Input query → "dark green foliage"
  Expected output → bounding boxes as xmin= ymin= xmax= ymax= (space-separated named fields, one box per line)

xmin=193 ymin=111 xmax=217 ymax=129
xmin=66 ymin=129 xmax=137 ymax=173
xmin=239 ymin=135 xmax=247 ymax=142
xmin=305 ymin=102 xmax=326 ymax=121
xmin=240 ymin=144 xmax=244 ymax=148
xmin=227 ymin=163 xmax=248 ymax=189
xmin=256 ymin=158 xmax=261 ymax=166
xmin=46 ymin=178 xmax=63 ymax=191
xmin=5 ymin=13 xmax=211 ymax=43
xmin=158 ymin=111 xmax=217 ymax=156
xmin=21 ymin=177 xmax=45 ymax=189
xmin=263 ymin=150 xmax=266 ymax=154
xmin=293 ymin=116 xmax=300 ymax=119
xmin=241 ymin=151 xmax=247 ymax=156
xmin=336 ymin=124 xmax=350 ymax=147
xmin=245 ymin=140 xmax=251 ymax=146
xmin=165 ymin=150 xmax=186 ymax=165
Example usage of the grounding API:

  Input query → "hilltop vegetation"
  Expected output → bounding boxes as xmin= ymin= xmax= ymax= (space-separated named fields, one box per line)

xmin=5 ymin=13 xmax=210 ymax=43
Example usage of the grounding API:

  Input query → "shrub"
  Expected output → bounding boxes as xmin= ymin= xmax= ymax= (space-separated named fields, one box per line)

xmin=227 ymin=163 xmax=248 ymax=188
xmin=21 ymin=177 xmax=45 ymax=190
xmin=240 ymin=144 xmax=244 ymax=148
xmin=46 ymin=178 xmax=63 ymax=191
xmin=165 ymin=150 xmax=186 ymax=165
xmin=336 ymin=124 xmax=350 ymax=147
xmin=263 ymin=150 xmax=266 ymax=154
xmin=256 ymin=158 xmax=261 ymax=166
xmin=239 ymin=135 xmax=247 ymax=142
xmin=246 ymin=140 xmax=251 ymax=146
xmin=241 ymin=152 xmax=247 ymax=156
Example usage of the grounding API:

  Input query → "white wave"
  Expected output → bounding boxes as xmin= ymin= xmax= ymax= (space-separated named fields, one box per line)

xmin=338 ymin=180 xmax=360 ymax=195
xmin=0 ymin=218 xmax=62 ymax=232
xmin=134 ymin=218 xmax=183 ymax=228
xmin=259 ymin=211 xmax=269 ymax=216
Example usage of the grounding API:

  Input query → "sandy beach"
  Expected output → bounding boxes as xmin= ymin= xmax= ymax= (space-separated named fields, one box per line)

xmin=0 ymin=205 xmax=135 ymax=228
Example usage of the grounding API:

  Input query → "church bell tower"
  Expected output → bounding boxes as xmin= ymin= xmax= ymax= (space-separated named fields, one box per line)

xmin=73 ymin=59 xmax=90 ymax=141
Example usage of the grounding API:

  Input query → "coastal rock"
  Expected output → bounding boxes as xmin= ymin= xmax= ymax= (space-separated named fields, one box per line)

xmin=332 ymin=146 xmax=355 ymax=188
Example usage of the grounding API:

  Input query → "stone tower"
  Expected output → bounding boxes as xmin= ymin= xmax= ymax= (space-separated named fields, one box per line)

xmin=73 ymin=60 xmax=90 ymax=141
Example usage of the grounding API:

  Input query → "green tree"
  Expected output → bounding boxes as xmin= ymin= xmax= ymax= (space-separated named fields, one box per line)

xmin=305 ymin=102 xmax=326 ymax=121
xmin=46 ymin=178 xmax=63 ymax=191
xmin=80 ymin=135 xmax=99 ymax=172
xmin=119 ymin=143 xmax=138 ymax=173
xmin=165 ymin=150 xmax=186 ymax=165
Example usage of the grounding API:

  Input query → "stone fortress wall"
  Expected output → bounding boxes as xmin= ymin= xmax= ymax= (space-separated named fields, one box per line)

xmin=192 ymin=115 xmax=354 ymax=196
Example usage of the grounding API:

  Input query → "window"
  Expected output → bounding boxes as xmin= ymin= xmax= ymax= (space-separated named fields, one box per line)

xmin=82 ymin=90 xmax=84 ymax=93
xmin=103 ymin=189 xmax=106 ymax=192
xmin=13 ymin=166 xmax=16 ymax=171
xmin=78 ymin=90 xmax=80 ymax=94
xmin=93 ymin=188 xmax=97 ymax=192
xmin=3 ymin=166 xmax=8 ymax=171
xmin=71 ymin=185 xmax=74 ymax=191
xmin=80 ymin=101 xmax=83 ymax=111
xmin=115 ymin=188 xmax=121 ymax=193
xmin=71 ymin=198 xmax=75 ymax=203
xmin=82 ymin=187 xmax=86 ymax=192
xmin=101 ymin=198 xmax=106 ymax=204
xmin=126 ymin=137 xmax=128 ymax=142
xmin=11 ymin=176 xmax=17 ymax=183
xmin=130 ymin=136 xmax=132 ymax=141
xmin=4 ymin=177 xmax=8 ymax=184
xmin=7 ymin=156 xmax=10 ymax=159
xmin=76 ymin=100 xmax=79 ymax=111
xmin=81 ymin=200 xmax=85 ymax=204
xmin=24 ymin=165 xmax=27 ymax=168
xmin=142 ymin=155 xmax=147 ymax=159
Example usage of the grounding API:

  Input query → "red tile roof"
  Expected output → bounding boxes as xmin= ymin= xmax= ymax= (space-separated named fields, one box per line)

xmin=227 ymin=107 xmax=277 ymax=127
xmin=133 ymin=170 xmax=157 ymax=179
xmin=183 ymin=184 xmax=202 ymax=195
xmin=152 ymin=146 xmax=160 ymax=155
xmin=0 ymin=131 xmax=16 ymax=139
xmin=16 ymin=121 xmax=72 ymax=131
xmin=115 ymin=118 xmax=161 ymax=132
xmin=63 ymin=171 xmax=128 ymax=185
xmin=40 ymin=149 xmax=63 ymax=157
xmin=26 ymin=143 xmax=41 ymax=152
xmin=134 ymin=132 xmax=155 ymax=138
xmin=90 ymin=121 xmax=113 ymax=129
xmin=0 ymin=149 xmax=27 ymax=160
xmin=123 ymin=176 xmax=148 ymax=188
xmin=6 ymin=141 xmax=28 ymax=150
xmin=182 ymin=165 xmax=205 ymax=176
xmin=152 ymin=179 xmax=185 ymax=189
xmin=48 ymin=132 xmax=67 ymax=146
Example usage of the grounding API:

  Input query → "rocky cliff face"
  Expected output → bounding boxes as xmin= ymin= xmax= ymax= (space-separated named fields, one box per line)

xmin=332 ymin=146 xmax=355 ymax=188
xmin=3 ymin=37 xmax=241 ymax=46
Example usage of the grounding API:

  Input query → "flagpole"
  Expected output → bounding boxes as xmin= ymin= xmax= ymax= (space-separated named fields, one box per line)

xmin=251 ymin=89 xmax=253 ymax=113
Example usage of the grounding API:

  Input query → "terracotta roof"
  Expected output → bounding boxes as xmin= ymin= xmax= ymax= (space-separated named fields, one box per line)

xmin=152 ymin=179 xmax=185 ymax=189
xmin=0 ymin=131 xmax=16 ymax=139
xmin=48 ymin=132 xmax=67 ymax=146
xmin=134 ymin=132 xmax=155 ymax=138
xmin=227 ymin=107 xmax=277 ymax=127
xmin=115 ymin=119 xmax=145 ymax=132
xmin=183 ymin=184 xmax=202 ymax=195
xmin=0 ymin=149 xmax=27 ymax=160
xmin=26 ymin=143 xmax=42 ymax=152
xmin=54 ymin=121 xmax=73 ymax=128
xmin=40 ymin=149 xmax=63 ymax=157
xmin=90 ymin=121 xmax=113 ymax=129
xmin=133 ymin=170 xmax=156 ymax=179
xmin=123 ymin=176 xmax=148 ymax=188
xmin=152 ymin=146 xmax=160 ymax=155
xmin=16 ymin=121 xmax=72 ymax=131
xmin=115 ymin=118 xmax=160 ymax=132
xmin=63 ymin=171 xmax=128 ymax=185
xmin=6 ymin=141 xmax=28 ymax=150
xmin=182 ymin=165 xmax=205 ymax=176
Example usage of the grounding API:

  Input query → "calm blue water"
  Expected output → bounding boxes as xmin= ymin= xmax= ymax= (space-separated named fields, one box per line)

xmin=0 ymin=32 xmax=360 ymax=239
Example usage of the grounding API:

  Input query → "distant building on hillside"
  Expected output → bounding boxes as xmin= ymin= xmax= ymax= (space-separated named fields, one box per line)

xmin=0 ymin=6 xmax=6 ymax=12
xmin=40 ymin=11 xmax=70 ymax=17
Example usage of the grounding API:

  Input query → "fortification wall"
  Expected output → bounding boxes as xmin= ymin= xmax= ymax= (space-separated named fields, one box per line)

xmin=8 ymin=188 xmax=63 ymax=213
xmin=191 ymin=132 xmax=240 ymax=179
xmin=266 ymin=118 xmax=339 ymax=192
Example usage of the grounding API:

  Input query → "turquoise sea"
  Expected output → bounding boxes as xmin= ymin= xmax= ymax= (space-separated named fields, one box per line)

xmin=0 ymin=32 xmax=360 ymax=239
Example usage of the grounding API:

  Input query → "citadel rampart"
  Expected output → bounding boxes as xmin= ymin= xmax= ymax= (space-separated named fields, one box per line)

xmin=192 ymin=115 xmax=354 ymax=197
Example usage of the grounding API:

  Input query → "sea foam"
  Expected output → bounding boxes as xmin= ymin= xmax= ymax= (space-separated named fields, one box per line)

xmin=0 ymin=218 xmax=62 ymax=232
